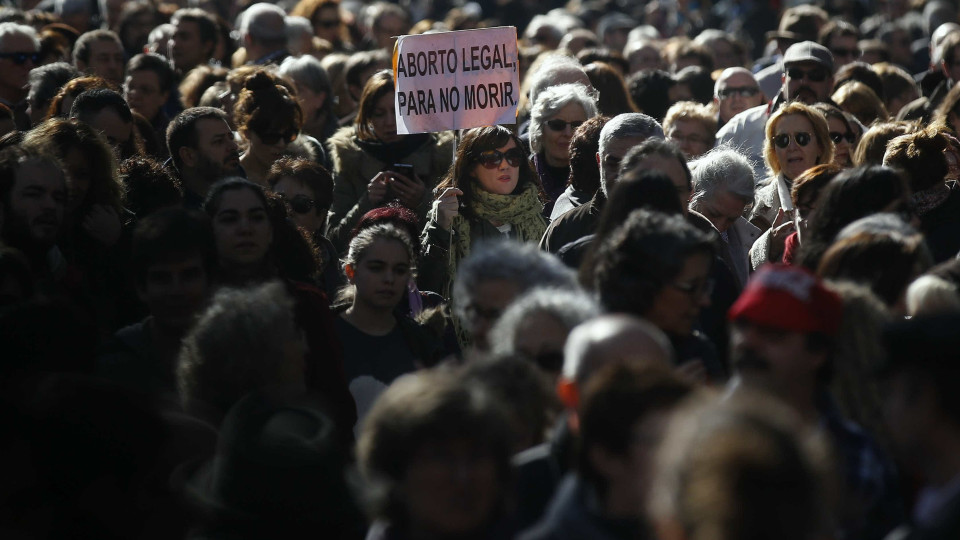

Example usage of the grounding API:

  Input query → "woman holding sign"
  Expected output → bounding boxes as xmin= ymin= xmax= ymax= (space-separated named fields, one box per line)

xmin=326 ymin=70 xmax=454 ymax=253
xmin=419 ymin=126 xmax=547 ymax=299
xmin=528 ymin=83 xmax=599 ymax=216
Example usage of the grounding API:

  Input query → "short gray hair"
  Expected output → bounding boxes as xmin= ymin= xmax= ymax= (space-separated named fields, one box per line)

xmin=279 ymin=54 xmax=333 ymax=95
xmin=599 ymin=112 xmax=663 ymax=158
xmin=527 ymin=53 xmax=590 ymax=107
xmin=452 ymin=241 xmax=577 ymax=324
xmin=285 ymin=15 xmax=313 ymax=46
xmin=529 ymin=83 xmax=598 ymax=154
xmin=240 ymin=3 xmax=287 ymax=44
xmin=490 ymin=287 xmax=599 ymax=357
xmin=689 ymin=147 xmax=755 ymax=207
xmin=177 ymin=280 xmax=300 ymax=417
xmin=0 ymin=22 xmax=39 ymax=51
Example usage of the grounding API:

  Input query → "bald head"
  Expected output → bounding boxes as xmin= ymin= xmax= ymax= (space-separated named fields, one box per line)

xmin=562 ymin=314 xmax=673 ymax=385
xmin=714 ymin=67 xmax=763 ymax=124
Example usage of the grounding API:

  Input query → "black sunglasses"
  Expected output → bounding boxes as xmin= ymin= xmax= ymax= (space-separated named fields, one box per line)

xmin=773 ymin=132 xmax=812 ymax=148
xmin=279 ymin=193 xmax=318 ymax=214
xmin=544 ymin=119 xmax=584 ymax=132
xmin=477 ymin=147 xmax=524 ymax=169
xmin=0 ymin=51 xmax=39 ymax=65
xmin=830 ymin=47 xmax=861 ymax=58
xmin=829 ymin=131 xmax=856 ymax=144
xmin=786 ymin=66 xmax=828 ymax=82
xmin=718 ymin=86 xmax=760 ymax=99
xmin=257 ymin=129 xmax=299 ymax=145
xmin=315 ymin=19 xmax=340 ymax=28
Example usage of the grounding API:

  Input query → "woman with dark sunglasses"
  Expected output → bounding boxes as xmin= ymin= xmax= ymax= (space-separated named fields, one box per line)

xmin=814 ymin=103 xmax=859 ymax=168
xmin=528 ymin=82 xmax=598 ymax=216
xmin=235 ymin=71 xmax=304 ymax=185
xmin=420 ymin=126 xmax=547 ymax=299
xmin=750 ymin=102 xmax=834 ymax=234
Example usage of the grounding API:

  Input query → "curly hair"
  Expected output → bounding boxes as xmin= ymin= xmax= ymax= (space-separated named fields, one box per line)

xmin=46 ymin=76 xmax=116 ymax=120
xmin=234 ymin=71 xmax=303 ymax=141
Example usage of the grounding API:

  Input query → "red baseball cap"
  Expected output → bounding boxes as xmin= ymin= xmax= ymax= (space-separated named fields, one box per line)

xmin=728 ymin=264 xmax=843 ymax=336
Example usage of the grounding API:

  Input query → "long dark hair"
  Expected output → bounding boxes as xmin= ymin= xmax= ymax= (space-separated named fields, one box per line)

xmin=433 ymin=125 xmax=542 ymax=219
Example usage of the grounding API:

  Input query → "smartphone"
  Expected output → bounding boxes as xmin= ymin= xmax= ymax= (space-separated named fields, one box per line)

xmin=390 ymin=163 xmax=415 ymax=179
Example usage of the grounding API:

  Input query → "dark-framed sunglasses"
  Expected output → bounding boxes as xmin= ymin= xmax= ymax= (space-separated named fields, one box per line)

xmin=786 ymin=66 xmax=828 ymax=82
xmin=829 ymin=131 xmax=856 ymax=144
xmin=0 ymin=51 xmax=39 ymax=65
xmin=718 ymin=86 xmax=760 ymax=99
xmin=477 ymin=147 xmax=524 ymax=169
xmin=278 ymin=193 xmax=318 ymax=214
xmin=257 ymin=128 xmax=299 ymax=145
xmin=773 ymin=132 xmax=812 ymax=148
xmin=544 ymin=119 xmax=584 ymax=132
xmin=830 ymin=47 xmax=861 ymax=58
xmin=315 ymin=18 xmax=341 ymax=28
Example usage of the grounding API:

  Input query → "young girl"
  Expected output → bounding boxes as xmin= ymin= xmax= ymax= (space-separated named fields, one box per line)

xmin=334 ymin=223 xmax=436 ymax=425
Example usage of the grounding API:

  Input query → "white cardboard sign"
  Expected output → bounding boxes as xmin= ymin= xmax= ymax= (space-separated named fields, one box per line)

xmin=393 ymin=27 xmax=520 ymax=134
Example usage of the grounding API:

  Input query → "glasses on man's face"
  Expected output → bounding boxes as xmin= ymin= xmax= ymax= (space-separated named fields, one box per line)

xmin=278 ymin=193 xmax=318 ymax=214
xmin=829 ymin=131 xmax=856 ymax=144
xmin=718 ymin=86 xmax=760 ymax=99
xmin=786 ymin=66 xmax=828 ymax=82
xmin=477 ymin=147 xmax=524 ymax=169
xmin=669 ymin=131 xmax=712 ymax=146
xmin=773 ymin=132 xmax=812 ymax=148
xmin=670 ymin=277 xmax=714 ymax=299
xmin=544 ymin=119 xmax=584 ymax=132
xmin=830 ymin=47 xmax=861 ymax=59
xmin=0 ymin=51 xmax=39 ymax=65
xmin=257 ymin=128 xmax=299 ymax=145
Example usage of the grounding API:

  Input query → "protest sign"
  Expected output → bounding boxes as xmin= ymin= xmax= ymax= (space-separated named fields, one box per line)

xmin=393 ymin=26 xmax=519 ymax=134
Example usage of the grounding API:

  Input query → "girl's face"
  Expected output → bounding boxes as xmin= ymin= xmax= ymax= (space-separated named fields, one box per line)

xmin=247 ymin=121 xmax=298 ymax=165
xmin=370 ymin=91 xmax=399 ymax=143
xmin=827 ymin=116 xmax=854 ymax=168
xmin=471 ymin=138 xmax=522 ymax=196
xmin=348 ymin=237 xmax=411 ymax=310
xmin=212 ymin=188 xmax=273 ymax=270
xmin=772 ymin=113 xmax=821 ymax=181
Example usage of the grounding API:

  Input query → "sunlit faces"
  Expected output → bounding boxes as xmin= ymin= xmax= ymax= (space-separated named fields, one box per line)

xmin=644 ymin=252 xmax=712 ymax=336
xmin=667 ymin=119 xmax=713 ymax=159
xmin=828 ymin=34 xmax=860 ymax=70
xmin=124 ymin=69 xmax=169 ymax=122
xmin=472 ymin=139 xmax=521 ymax=195
xmin=212 ymin=188 xmax=273 ymax=269
xmin=372 ymin=14 xmax=408 ymax=50
xmin=7 ymin=159 xmax=67 ymax=248
xmin=542 ymin=102 xmax=588 ymax=167
xmin=772 ymin=114 xmax=821 ymax=181
xmin=370 ymin=91 xmax=399 ymax=143
xmin=699 ymin=190 xmax=750 ymax=233
xmin=312 ymin=4 xmax=343 ymax=44
xmin=784 ymin=61 xmax=832 ymax=104
xmin=347 ymin=238 xmax=411 ymax=310
xmin=827 ymin=115 xmax=854 ymax=167
xmin=715 ymin=71 xmax=763 ymax=123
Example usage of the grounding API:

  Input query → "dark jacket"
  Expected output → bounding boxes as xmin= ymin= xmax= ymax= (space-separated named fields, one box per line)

xmin=541 ymin=193 xmax=604 ymax=253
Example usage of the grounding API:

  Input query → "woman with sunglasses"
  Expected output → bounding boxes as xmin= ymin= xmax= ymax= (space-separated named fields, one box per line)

xmin=235 ymin=71 xmax=304 ymax=185
xmin=750 ymin=102 xmax=834 ymax=233
xmin=326 ymin=70 xmax=453 ymax=252
xmin=420 ymin=126 xmax=546 ymax=298
xmin=814 ymin=103 xmax=859 ymax=168
xmin=528 ymin=82 xmax=598 ymax=216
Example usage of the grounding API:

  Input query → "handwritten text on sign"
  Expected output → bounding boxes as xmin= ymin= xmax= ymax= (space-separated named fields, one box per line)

xmin=393 ymin=27 xmax=519 ymax=134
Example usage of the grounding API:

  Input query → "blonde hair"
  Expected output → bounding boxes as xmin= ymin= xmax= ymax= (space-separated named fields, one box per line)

xmin=663 ymin=101 xmax=718 ymax=140
xmin=763 ymin=102 xmax=834 ymax=177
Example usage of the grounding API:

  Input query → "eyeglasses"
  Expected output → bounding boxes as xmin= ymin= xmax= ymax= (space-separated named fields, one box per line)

xmin=0 ymin=51 xmax=39 ymax=65
xmin=278 ymin=193 xmax=318 ymax=214
xmin=718 ymin=86 xmax=760 ymax=99
xmin=829 ymin=131 xmax=856 ymax=144
xmin=257 ymin=129 xmax=299 ymax=145
xmin=315 ymin=19 xmax=340 ymax=28
xmin=670 ymin=277 xmax=714 ymax=299
xmin=830 ymin=47 xmax=861 ymax=58
xmin=786 ymin=66 xmax=829 ymax=82
xmin=773 ymin=132 xmax=812 ymax=148
xmin=544 ymin=119 xmax=584 ymax=132
xmin=477 ymin=147 xmax=524 ymax=169
xmin=669 ymin=131 xmax=713 ymax=146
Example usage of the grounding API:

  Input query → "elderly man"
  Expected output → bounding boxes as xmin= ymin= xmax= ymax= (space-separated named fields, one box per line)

xmin=728 ymin=265 xmax=904 ymax=540
xmin=0 ymin=23 xmax=39 ymax=130
xmin=716 ymin=41 xmax=835 ymax=180
xmin=689 ymin=148 xmax=760 ymax=287
xmin=714 ymin=67 xmax=764 ymax=127
xmin=541 ymin=112 xmax=663 ymax=253
xmin=241 ymin=3 xmax=289 ymax=65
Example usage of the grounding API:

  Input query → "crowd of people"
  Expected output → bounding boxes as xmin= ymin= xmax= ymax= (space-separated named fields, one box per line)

xmin=4 ymin=0 xmax=960 ymax=538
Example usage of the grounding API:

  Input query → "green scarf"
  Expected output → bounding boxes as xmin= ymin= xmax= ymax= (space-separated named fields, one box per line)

xmin=447 ymin=181 xmax=547 ymax=347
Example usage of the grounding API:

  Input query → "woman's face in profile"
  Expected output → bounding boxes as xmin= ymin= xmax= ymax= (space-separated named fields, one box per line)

xmin=370 ymin=91 xmax=399 ymax=143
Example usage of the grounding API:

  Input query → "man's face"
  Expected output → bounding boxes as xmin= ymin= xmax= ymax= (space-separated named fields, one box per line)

xmin=185 ymin=118 xmax=241 ymax=181
xmin=784 ymin=61 xmax=833 ymax=104
xmin=730 ymin=320 xmax=823 ymax=399
xmin=169 ymin=20 xmax=210 ymax=72
xmin=828 ymin=34 xmax=860 ymax=71
xmin=666 ymin=119 xmax=713 ymax=159
xmin=697 ymin=190 xmax=749 ymax=233
xmin=138 ymin=254 xmax=211 ymax=331
xmin=372 ymin=14 xmax=408 ymax=51
xmin=4 ymin=160 xmax=66 ymax=250
xmin=637 ymin=153 xmax=691 ymax=214
xmin=81 ymin=39 xmax=125 ymax=85
xmin=124 ymin=69 xmax=169 ymax=122
xmin=461 ymin=278 xmax=520 ymax=351
xmin=715 ymin=71 xmax=763 ymax=123
xmin=599 ymin=135 xmax=646 ymax=194
xmin=0 ymin=33 xmax=39 ymax=99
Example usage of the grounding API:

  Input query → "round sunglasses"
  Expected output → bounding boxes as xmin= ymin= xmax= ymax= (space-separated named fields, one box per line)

xmin=830 ymin=131 xmax=856 ymax=144
xmin=477 ymin=147 xmax=524 ymax=169
xmin=773 ymin=132 xmax=812 ymax=148
xmin=257 ymin=128 xmax=299 ymax=145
